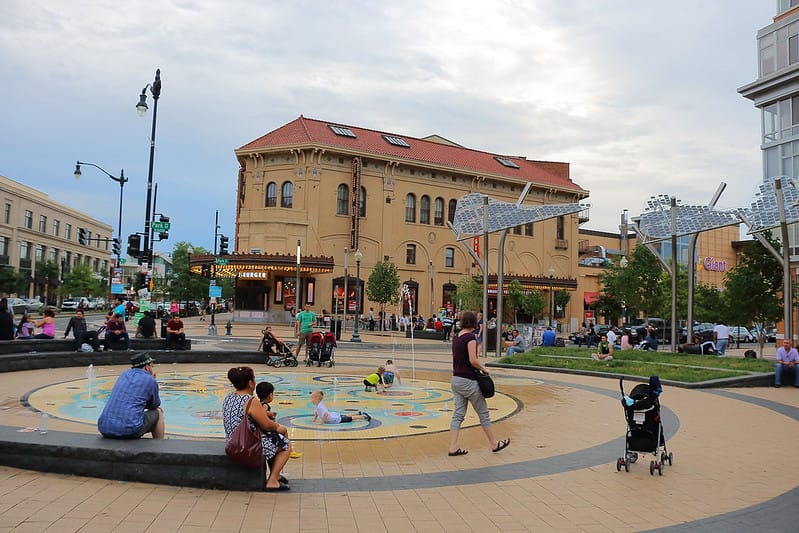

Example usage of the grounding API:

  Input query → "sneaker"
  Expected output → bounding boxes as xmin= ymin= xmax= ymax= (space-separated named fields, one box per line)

xmin=591 ymin=353 xmax=599 ymax=361
xmin=361 ymin=411 xmax=372 ymax=422
xmin=606 ymin=356 xmax=613 ymax=361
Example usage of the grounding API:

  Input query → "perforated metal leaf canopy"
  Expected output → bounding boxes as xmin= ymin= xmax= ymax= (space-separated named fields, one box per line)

xmin=636 ymin=195 xmax=740 ymax=242
xmin=741 ymin=177 xmax=799 ymax=233
xmin=451 ymin=193 xmax=586 ymax=238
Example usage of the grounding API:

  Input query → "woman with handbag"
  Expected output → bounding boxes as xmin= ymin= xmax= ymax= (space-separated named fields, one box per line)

xmin=447 ymin=311 xmax=510 ymax=457
xmin=222 ymin=366 xmax=291 ymax=491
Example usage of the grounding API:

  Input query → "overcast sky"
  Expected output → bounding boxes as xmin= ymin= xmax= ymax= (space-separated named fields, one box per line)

xmin=0 ymin=1 xmax=775 ymax=257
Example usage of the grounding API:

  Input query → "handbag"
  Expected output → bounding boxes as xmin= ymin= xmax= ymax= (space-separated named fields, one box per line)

xmin=225 ymin=398 xmax=263 ymax=468
xmin=474 ymin=369 xmax=495 ymax=398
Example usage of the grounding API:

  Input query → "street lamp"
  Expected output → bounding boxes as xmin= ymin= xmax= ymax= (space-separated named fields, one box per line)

xmin=548 ymin=266 xmax=556 ymax=328
xmin=135 ymin=68 xmax=161 ymax=268
xmin=351 ymin=249 xmax=363 ymax=342
xmin=73 ymin=161 xmax=127 ymax=265
xmin=429 ymin=260 xmax=434 ymax=318
xmin=619 ymin=255 xmax=628 ymax=326
xmin=296 ymin=239 xmax=301 ymax=315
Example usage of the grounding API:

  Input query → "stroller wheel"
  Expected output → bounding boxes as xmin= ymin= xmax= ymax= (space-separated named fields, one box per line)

xmin=616 ymin=458 xmax=622 ymax=472
xmin=649 ymin=461 xmax=655 ymax=476
xmin=328 ymin=361 xmax=334 ymax=367
xmin=290 ymin=359 xmax=298 ymax=367
xmin=625 ymin=461 xmax=630 ymax=472
xmin=658 ymin=462 xmax=664 ymax=476
xmin=274 ymin=360 xmax=283 ymax=368
xmin=629 ymin=452 xmax=638 ymax=464
xmin=668 ymin=452 xmax=673 ymax=466
xmin=661 ymin=452 xmax=667 ymax=464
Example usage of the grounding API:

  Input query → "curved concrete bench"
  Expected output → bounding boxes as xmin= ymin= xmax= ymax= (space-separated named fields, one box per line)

xmin=0 ymin=338 xmax=191 ymax=355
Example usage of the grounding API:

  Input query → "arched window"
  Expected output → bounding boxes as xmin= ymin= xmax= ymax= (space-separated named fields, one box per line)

xmin=266 ymin=182 xmax=277 ymax=207
xmin=445 ymin=247 xmax=455 ymax=268
xmin=448 ymin=199 xmax=457 ymax=223
xmin=405 ymin=194 xmax=416 ymax=223
xmin=420 ymin=195 xmax=430 ymax=224
xmin=281 ymin=181 xmax=293 ymax=208
xmin=336 ymin=184 xmax=349 ymax=215
xmin=359 ymin=186 xmax=366 ymax=217
xmin=434 ymin=197 xmax=444 ymax=225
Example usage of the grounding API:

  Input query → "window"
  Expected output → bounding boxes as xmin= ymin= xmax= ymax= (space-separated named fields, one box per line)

xmin=24 ymin=210 xmax=32 ymax=229
xmin=448 ymin=199 xmax=457 ymax=223
xmin=445 ymin=247 xmax=455 ymax=268
xmin=336 ymin=184 xmax=349 ymax=215
xmin=3 ymin=203 xmax=9 ymax=224
xmin=20 ymin=240 xmax=30 ymax=260
xmin=48 ymin=248 xmax=58 ymax=262
xmin=38 ymin=215 xmax=46 ymax=232
xmin=761 ymin=95 xmax=799 ymax=144
xmin=266 ymin=182 xmax=277 ymax=207
xmin=513 ymin=225 xmax=522 ymax=235
xmin=434 ymin=197 xmax=444 ymax=226
xmin=405 ymin=194 xmax=416 ymax=223
xmin=556 ymin=216 xmax=565 ymax=240
xmin=382 ymin=135 xmax=410 ymax=148
xmin=328 ymin=125 xmax=356 ymax=138
xmin=53 ymin=219 xmax=60 ymax=237
xmin=420 ymin=195 xmax=430 ymax=224
xmin=494 ymin=156 xmax=520 ymax=169
xmin=0 ymin=236 xmax=8 ymax=257
xmin=86 ymin=230 xmax=92 ymax=245
xmin=35 ymin=244 xmax=45 ymax=261
xmin=406 ymin=244 xmax=416 ymax=265
xmin=281 ymin=181 xmax=293 ymax=208
xmin=525 ymin=222 xmax=533 ymax=236
xmin=759 ymin=21 xmax=799 ymax=76
xmin=359 ymin=186 xmax=366 ymax=217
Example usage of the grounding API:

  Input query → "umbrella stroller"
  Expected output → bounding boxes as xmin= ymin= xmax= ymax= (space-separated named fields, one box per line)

xmin=616 ymin=376 xmax=674 ymax=476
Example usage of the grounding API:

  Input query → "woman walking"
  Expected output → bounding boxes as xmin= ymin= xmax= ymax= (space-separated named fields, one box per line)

xmin=448 ymin=311 xmax=510 ymax=457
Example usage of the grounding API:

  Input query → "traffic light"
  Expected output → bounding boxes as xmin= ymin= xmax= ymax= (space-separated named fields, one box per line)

xmin=78 ymin=228 xmax=87 ymax=245
xmin=127 ymin=234 xmax=141 ymax=257
xmin=112 ymin=238 xmax=121 ymax=256
xmin=219 ymin=235 xmax=229 ymax=255
xmin=158 ymin=231 xmax=169 ymax=241
xmin=137 ymin=272 xmax=147 ymax=289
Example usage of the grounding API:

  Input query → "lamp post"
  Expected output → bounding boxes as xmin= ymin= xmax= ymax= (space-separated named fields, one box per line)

xmin=343 ymin=247 xmax=348 ymax=335
xmin=135 ymin=68 xmax=161 ymax=268
xmin=351 ymin=249 xmax=363 ymax=342
xmin=548 ymin=266 xmax=555 ymax=328
xmin=429 ymin=260 xmax=434 ymax=318
xmin=73 ymin=161 xmax=127 ymax=265
xmin=619 ymin=256 xmax=628 ymax=326
xmin=296 ymin=239 xmax=301 ymax=315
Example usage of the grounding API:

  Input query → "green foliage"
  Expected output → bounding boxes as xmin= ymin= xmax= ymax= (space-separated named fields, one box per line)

xmin=554 ymin=290 xmax=571 ymax=319
xmin=520 ymin=290 xmax=545 ymax=321
xmin=693 ymin=283 xmax=724 ymax=323
xmin=599 ymin=246 xmax=663 ymax=319
xmin=61 ymin=263 xmax=103 ymax=297
xmin=505 ymin=279 xmax=525 ymax=323
xmin=455 ymin=276 xmax=483 ymax=312
xmin=722 ymin=234 xmax=783 ymax=328
xmin=0 ymin=266 xmax=28 ymax=295
xmin=366 ymin=260 xmax=400 ymax=307
xmin=169 ymin=241 xmax=211 ymax=302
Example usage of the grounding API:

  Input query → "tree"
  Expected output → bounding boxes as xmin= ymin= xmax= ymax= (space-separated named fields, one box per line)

xmin=599 ymin=245 xmax=663 ymax=318
xmin=61 ymin=263 xmax=103 ymax=297
xmin=554 ymin=290 xmax=571 ymax=320
xmin=366 ymin=260 xmax=400 ymax=329
xmin=169 ymin=242 xmax=210 ymax=304
xmin=0 ymin=266 xmax=27 ymax=296
xmin=36 ymin=261 xmax=61 ymax=307
xmin=519 ymin=290 xmax=546 ymax=322
xmin=722 ymin=234 xmax=783 ymax=356
xmin=505 ymin=279 xmax=525 ymax=325
xmin=455 ymin=276 xmax=483 ymax=313
xmin=693 ymin=283 xmax=724 ymax=323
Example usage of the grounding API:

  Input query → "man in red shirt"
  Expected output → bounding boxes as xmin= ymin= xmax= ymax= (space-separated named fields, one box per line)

xmin=166 ymin=313 xmax=186 ymax=350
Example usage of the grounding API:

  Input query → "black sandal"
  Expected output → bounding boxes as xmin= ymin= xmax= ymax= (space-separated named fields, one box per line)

xmin=448 ymin=448 xmax=468 ymax=456
xmin=492 ymin=438 xmax=510 ymax=453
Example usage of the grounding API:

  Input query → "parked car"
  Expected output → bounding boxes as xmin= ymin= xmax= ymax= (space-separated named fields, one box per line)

xmin=24 ymin=298 xmax=43 ymax=313
xmin=691 ymin=323 xmax=716 ymax=343
xmin=750 ymin=327 xmax=777 ymax=343
xmin=6 ymin=297 xmax=30 ymax=315
xmin=628 ymin=318 xmax=687 ymax=344
xmin=728 ymin=326 xmax=754 ymax=343
xmin=61 ymin=297 xmax=91 ymax=312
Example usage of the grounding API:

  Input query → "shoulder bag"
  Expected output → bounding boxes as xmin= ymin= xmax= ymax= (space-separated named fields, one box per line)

xmin=225 ymin=397 xmax=263 ymax=468
xmin=474 ymin=369 xmax=495 ymax=398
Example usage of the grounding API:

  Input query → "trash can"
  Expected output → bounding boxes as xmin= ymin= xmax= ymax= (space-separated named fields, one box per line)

xmin=330 ymin=319 xmax=342 ymax=341
xmin=486 ymin=326 xmax=497 ymax=353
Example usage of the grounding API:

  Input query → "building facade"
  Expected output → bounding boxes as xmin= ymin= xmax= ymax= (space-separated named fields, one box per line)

xmin=223 ymin=116 xmax=589 ymax=325
xmin=0 ymin=175 xmax=113 ymax=303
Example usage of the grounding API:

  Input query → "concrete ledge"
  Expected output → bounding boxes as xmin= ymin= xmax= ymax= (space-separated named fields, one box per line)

xmin=0 ymin=338 xmax=191 ymax=355
xmin=406 ymin=330 xmax=446 ymax=341
xmin=0 ymin=425 xmax=264 ymax=491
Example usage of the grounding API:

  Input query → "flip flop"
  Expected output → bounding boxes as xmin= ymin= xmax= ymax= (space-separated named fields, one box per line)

xmin=278 ymin=475 xmax=289 ymax=484
xmin=492 ymin=438 xmax=511 ymax=453
xmin=448 ymin=448 xmax=468 ymax=456
xmin=264 ymin=482 xmax=290 ymax=492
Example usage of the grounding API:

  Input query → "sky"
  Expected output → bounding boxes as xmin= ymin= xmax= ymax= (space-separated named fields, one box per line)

xmin=0 ymin=0 xmax=776 ymax=258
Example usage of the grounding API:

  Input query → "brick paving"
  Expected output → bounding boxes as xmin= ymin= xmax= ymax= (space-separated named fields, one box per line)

xmin=0 ymin=317 xmax=796 ymax=532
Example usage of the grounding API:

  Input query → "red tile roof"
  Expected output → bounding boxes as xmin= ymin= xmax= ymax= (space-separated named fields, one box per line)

xmin=237 ymin=116 xmax=586 ymax=193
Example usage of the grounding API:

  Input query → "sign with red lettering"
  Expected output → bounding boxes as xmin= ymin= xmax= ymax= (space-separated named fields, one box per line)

xmin=473 ymin=236 xmax=480 ymax=259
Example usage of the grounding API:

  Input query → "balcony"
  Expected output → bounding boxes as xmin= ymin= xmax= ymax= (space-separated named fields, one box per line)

xmin=578 ymin=207 xmax=590 ymax=224
xmin=555 ymin=239 xmax=568 ymax=250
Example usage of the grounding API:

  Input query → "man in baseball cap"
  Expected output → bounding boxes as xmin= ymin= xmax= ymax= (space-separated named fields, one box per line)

xmin=98 ymin=352 xmax=164 ymax=439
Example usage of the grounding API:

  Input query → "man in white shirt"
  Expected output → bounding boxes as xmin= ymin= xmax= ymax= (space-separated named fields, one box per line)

xmin=713 ymin=322 xmax=730 ymax=357
xmin=606 ymin=327 xmax=619 ymax=349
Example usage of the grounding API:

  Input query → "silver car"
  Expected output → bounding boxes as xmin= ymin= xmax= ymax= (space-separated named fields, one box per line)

xmin=24 ymin=298 xmax=43 ymax=313
xmin=6 ymin=297 xmax=29 ymax=315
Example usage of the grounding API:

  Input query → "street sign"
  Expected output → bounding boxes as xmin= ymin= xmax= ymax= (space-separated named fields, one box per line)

xmin=119 ymin=258 xmax=126 ymax=264
xmin=151 ymin=221 xmax=171 ymax=231
xmin=215 ymin=258 xmax=229 ymax=265
xmin=209 ymin=285 xmax=222 ymax=298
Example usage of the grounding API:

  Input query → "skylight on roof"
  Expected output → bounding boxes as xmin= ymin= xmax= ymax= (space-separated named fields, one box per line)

xmin=382 ymin=135 xmax=410 ymax=148
xmin=494 ymin=156 xmax=520 ymax=169
xmin=329 ymin=125 xmax=356 ymax=138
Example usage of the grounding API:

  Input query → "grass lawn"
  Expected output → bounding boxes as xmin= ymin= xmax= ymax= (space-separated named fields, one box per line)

xmin=499 ymin=347 xmax=774 ymax=383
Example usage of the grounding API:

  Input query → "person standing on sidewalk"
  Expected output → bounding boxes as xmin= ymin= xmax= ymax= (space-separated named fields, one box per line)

xmin=442 ymin=313 xmax=454 ymax=342
xmin=294 ymin=303 xmax=316 ymax=360
xmin=713 ymin=321 xmax=730 ymax=357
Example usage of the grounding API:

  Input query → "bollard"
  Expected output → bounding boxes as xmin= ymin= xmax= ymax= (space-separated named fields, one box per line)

xmin=225 ymin=320 xmax=232 ymax=336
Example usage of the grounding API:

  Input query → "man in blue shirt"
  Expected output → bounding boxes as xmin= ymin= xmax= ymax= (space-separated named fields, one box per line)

xmin=541 ymin=327 xmax=557 ymax=347
xmin=98 ymin=353 xmax=164 ymax=439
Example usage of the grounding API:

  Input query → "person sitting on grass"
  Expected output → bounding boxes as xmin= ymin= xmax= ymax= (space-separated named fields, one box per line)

xmin=591 ymin=334 xmax=614 ymax=361
xmin=505 ymin=329 xmax=527 ymax=356
xmin=363 ymin=366 xmax=386 ymax=393
xmin=310 ymin=390 xmax=371 ymax=424
xmin=541 ymin=327 xmax=556 ymax=347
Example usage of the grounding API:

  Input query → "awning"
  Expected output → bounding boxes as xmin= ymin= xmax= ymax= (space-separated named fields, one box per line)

xmin=584 ymin=292 xmax=600 ymax=305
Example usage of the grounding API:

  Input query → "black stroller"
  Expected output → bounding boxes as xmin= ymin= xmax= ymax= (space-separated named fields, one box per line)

xmin=260 ymin=329 xmax=298 ymax=367
xmin=616 ymin=376 xmax=674 ymax=476
xmin=306 ymin=331 xmax=336 ymax=367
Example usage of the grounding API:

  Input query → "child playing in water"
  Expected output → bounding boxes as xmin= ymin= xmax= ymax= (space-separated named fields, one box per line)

xmin=363 ymin=366 xmax=386 ymax=393
xmin=383 ymin=359 xmax=401 ymax=389
xmin=310 ymin=390 xmax=371 ymax=424
xmin=256 ymin=381 xmax=302 ymax=459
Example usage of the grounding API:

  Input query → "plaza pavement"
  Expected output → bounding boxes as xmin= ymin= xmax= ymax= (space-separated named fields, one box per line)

xmin=0 ymin=316 xmax=797 ymax=532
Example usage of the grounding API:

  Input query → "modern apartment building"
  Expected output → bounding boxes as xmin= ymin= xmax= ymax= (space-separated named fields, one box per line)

xmin=0 ymin=175 xmax=113 ymax=303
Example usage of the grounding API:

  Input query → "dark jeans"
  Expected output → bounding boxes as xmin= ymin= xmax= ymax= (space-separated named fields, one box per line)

xmin=167 ymin=332 xmax=186 ymax=349
xmin=104 ymin=332 xmax=130 ymax=350
xmin=74 ymin=331 xmax=100 ymax=351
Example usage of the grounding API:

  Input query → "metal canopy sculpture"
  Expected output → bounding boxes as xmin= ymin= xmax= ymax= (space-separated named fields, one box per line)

xmin=741 ymin=177 xmax=799 ymax=233
xmin=636 ymin=194 xmax=741 ymax=244
xmin=451 ymin=192 xmax=586 ymax=238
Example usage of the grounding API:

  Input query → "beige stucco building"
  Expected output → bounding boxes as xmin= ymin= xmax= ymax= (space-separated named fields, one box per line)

xmin=212 ymin=116 xmax=590 ymax=325
xmin=0 ymin=175 xmax=113 ymax=303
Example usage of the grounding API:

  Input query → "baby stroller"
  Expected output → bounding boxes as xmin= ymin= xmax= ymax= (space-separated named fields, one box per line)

xmin=306 ymin=331 xmax=336 ymax=367
xmin=261 ymin=330 xmax=298 ymax=367
xmin=616 ymin=376 xmax=674 ymax=476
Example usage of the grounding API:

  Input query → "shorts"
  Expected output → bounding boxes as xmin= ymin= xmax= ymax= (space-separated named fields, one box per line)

xmin=383 ymin=371 xmax=395 ymax=384
xmin=298 ymin=331 xmax=313 ymax=347
xmin=339 ymin=415 xmax=353 ymax=423
xmin=103 ymin=409 xmax=159 ymax=439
